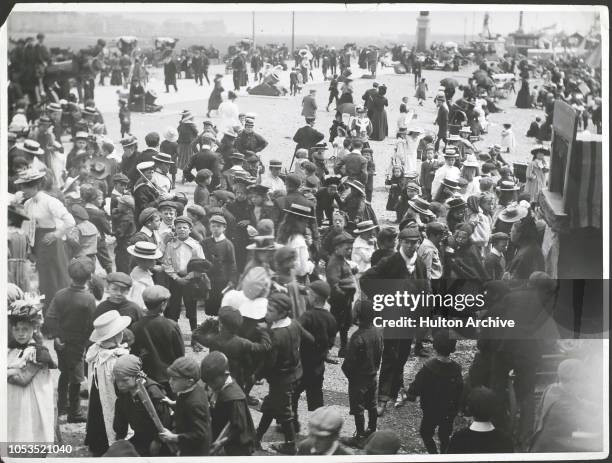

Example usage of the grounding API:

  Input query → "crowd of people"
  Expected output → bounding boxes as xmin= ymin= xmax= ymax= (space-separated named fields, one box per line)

xmin=6 ymin=28 xmax=604 ymax=459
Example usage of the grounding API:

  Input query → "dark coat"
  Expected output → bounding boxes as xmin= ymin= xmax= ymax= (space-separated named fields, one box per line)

xmin=234 ymin=131 xmax=268 ymax=154
xmin=174 ymin=380 xmax=211 ymax=456
xmin=263 ymin=320 xmax=314 ymax=386
xmin=133 ymin=179 xmax=160 ymax=219
xmin=131 ymin=314 xmax=185 ymax=384
xmin=298 ymin=308 xmax=338 ymax=375
xmin=210 ymin=380 xmax=256 ymax=456
xmin=360 ymin=251 xmax=430 ymax=300
xmin=341 ymin=326 xmax=383 ymax=378
xmin=182 ymin=149 xmax=219 ymax=183
xmin=293 ymin=125 xmax=325 ymax=152
xmin=435 ymin=103 xmax=449 ymax=137
xmin=94 ymin=298 xmax=143 ymax=326
xmin=113 ymin=378 xmax=173 ymax=456
xmin=164 ymin=60 xmax=177 ymax=86
xmin=406 ymin=358 xmax=463 ymax=417
xmin=484 ymin=252 xmax=506 ymax=280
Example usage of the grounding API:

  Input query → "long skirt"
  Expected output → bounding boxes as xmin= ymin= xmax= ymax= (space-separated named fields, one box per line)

xmin=515 ymin=87 xmax=531 ymax=108
xmin=110 ymin=70 xmax=123 ymax=86
xmin=369 ymin=109 xmax=388 ymax=141
xmin=85 ymin=381 xmax=109 ymax=456
xmin=208 ymin=89 xmax=223 ymax=111
xmin=176 ymin=142 xmax=192 ymax=170
xmin=34 ymin=228 xmax=71 ymax=313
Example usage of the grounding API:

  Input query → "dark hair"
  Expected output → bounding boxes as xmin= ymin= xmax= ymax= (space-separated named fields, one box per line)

xmin=343 ymin=138 xmax=352 ymax=149
xmin=432 ymin=330 xmax=456 ymax=356
xmin=277 ymin=214 xmax=308 ymax=244
xmin=355 ymin=300 xmax=375 ymax=327
xmin=80 ymin=184 xmax=100 ymax=204
xmin=352 ymin=139 xmax=364 ymax=150
xmin=145 ymin=132 xmax=160 ymax=147
xmin=466 ymin=387 xmax=498 ymax=421
xmin=481 ymin=162 xmax=496 ymax=174
xmin=514 ymin=215 xmax=539 ymax=245
xmin=228 ymin=91 xmax=237 ymax=100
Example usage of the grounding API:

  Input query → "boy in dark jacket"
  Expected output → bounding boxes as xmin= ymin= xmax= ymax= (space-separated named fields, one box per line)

xmin=159 ymin=357 xmax=211 ymax=456
xmin=293 ymin=281 xmax=338 ymax=426
xmin=341 ymin=300 xmax=383 ymax=447
xmin=44 ymin=257 xmax=97 ymax=422
xmin=111 ymin=195 xmax=137 ymax=273
xmin=256 ymin=292 xmax=315 ymax=455
xmin=406 ymin=330 xmax=463 ymax=454
xmin=191 ymin=306 xmax=271 ymax=391
xmin=326 ymin=232 xmax=358 ymax=357
xmin=201 ymin=351 xmax=257 ymax=456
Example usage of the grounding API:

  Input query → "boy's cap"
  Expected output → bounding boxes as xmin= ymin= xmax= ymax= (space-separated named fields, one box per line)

xmin=364 ymin=430 xmax=401 ymax=455
xmin=309 ymin=280 xmax=331 ymax=299
xmin=106 ymin=272 xmax=132 ymax=288
xmin=138 ymin=207 xmax=159 ymax=226
xmin=267 ymin=292 xmax=292 ymax=315
xmin=212 ymin=190 xmax=235 ymax=202
xmin=209 ymin=214 xmax=227 ymax=225
xmin=332 ymin=232 xmax=354 ymax=247
xmin=142 ymin=285 xmax=171 ymax=303
xmin=308 ymin=406 xmax=343 ymax=436
xmin=167 ymin=357 xmax=200 ymax=381
xmin=218 ymin=306 xmax=243 ymax=331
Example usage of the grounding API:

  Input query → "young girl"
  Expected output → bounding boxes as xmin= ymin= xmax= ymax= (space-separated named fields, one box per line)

xmin=397 ymin=97 xmax=415 ymax=136
xmin=500 ymin=123 xmax=516 ymax=154
xmin=524 ymin=145 xmax=550 ymax=202
xmin=7 ymin=300 xmax=56 ymax=446
xmin=415 ymin=77 xmax=428 ymax=106
xmin=85 ymin=310 xmax=131 ymax=456
xmin=277 ymin=204 xmax=316 ymax=283
xmin=385 ymin=165 xmax=405 ymax=217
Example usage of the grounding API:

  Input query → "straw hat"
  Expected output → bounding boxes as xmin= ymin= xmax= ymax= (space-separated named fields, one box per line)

xmin=13 ymin=168 xmax=47 ymax=184
xmin=283 ymin=203 xmax=315 ymax=219
xmin=89 ymin=310 xmax=131 ymax=343
xmin=152 ymin=152 xmax=174 ymax=164
xmin=15 ymin=140 xmax=44 ymax=156
xmin=353 ymin=220 xmax=379 ymax=234
xmin=408 ymin=196 xmax=435 ymax=217
xmin=497 ymin=204 xmax=528 ymax=223
xmin=462 ymin=154 xmax=479 ymax=167
xmin=127 ymin=241 xmax=163 ymax=259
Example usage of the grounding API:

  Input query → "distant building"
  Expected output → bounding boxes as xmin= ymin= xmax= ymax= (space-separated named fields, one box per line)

xmin=416 ymin=11 xmax=430 ymax=52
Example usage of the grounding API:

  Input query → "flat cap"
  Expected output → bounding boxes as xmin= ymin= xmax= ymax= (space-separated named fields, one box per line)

xmin=106 ymin=272 xmax=132 ymax=288
xmin=364 ymin=430 xmax=401 ymax=455
xmin=112 ymin=173 xmax=130 ymax=184
xmin=138 ymin=207 xmax=160 ymax=226
xmin=209 ymin=214 xmax=227 ymax=225
xmin=332 ymin=232 xmax=355 ymax=247
xmin=212 ymin=190 xmax=235 ymax=202
xmin=426 ymin=221 xmax=447 ymax=234
xmin=308 ymin=406 xmax=344 ymax=436
xmin=285 ymin=173 xmax=303 ymax=189
xmin=186 ymin=204 xmax=207 ymax=218
xmin=398 ymin=224 xmax=421 ymax=240
xmin=68 ymin=257 xmax=95 ymax=280
xmin=309 ymin=280 xmax=331 ymax=300
xmin=142 ymin=285 xmax=171 ymax=303
xmin=490 ymin=231 xmax=510 ymax=242
xmin=158 ymin=200 xmax=179 ymax=210
xmin=200 ymin=351 xmax=229 ymax=383
xmin=267 ymin=292 xmax=292 ymax=315
xmin=219 ymin=306 xmax=243 ymax=332
xmin=167 ymin=356 xmax=200 ymax=381
xmin=174 ymin=216 xmax=193 ymax=227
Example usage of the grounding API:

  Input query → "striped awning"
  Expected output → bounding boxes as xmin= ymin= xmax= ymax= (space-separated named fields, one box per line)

xmin=565 ymin=137 xmax=602 ymax=229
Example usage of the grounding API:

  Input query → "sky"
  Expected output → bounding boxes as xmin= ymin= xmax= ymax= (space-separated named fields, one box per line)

xmin=10 ymin=5 xmax=601 ymax=38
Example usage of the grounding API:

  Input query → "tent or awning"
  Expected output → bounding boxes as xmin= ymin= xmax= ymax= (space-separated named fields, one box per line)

xmin=585 ymin=43 xmax=601 ymax=69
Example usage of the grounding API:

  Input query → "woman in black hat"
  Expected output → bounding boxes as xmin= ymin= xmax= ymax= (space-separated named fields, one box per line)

xmin=207 ymin=74 xmax=225 ymax=117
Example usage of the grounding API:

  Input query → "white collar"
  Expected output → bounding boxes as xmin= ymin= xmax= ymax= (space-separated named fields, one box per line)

xmin=270 ymin=317 xmax=291 ymax=330
xmin=399 ymin=247 xmax=418 ymax=272
xmin=140 ymin=226 xmax=153 ymax=237
xmin=213 ymin=233 xmax=226 ymax=242
xmin=490 ymin=247 xmax=502 ymax=257
xmin=469 ymin=421 xmax=495 ymax=432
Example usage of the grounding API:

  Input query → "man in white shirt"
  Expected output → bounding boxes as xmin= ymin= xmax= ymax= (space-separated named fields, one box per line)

xmin=260 ymin=159 xmax=287 ymax=196
xmin=431 ymin=147 xmax=461 ymax=199
xmin=151 ymin=152 xmax=175 ymax=194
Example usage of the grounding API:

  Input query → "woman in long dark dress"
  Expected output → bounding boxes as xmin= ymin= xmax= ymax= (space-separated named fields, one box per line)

xmin=369 ymin=85 xmax=389 ymax=141
xmin=176 ymin=114 xmax=199 ymax=171
xmin=207 ymin=74 xmax=224 ymax=117
xmin=515 ymin=79 xmax=531 ymax=108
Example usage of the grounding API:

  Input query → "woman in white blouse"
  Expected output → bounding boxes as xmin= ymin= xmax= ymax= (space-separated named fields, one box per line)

xmin=15 ymin=169 xmax=75 ymax=311
xmin=276 ymin=203 xmax=316 ymax=283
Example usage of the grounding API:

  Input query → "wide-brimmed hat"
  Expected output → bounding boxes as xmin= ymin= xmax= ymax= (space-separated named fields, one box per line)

xmin=443 ymin=149 xmax=458 ymax=158
xmin=408 ymin=196 xmax=435 ymax=217
xmin=323 ymin=175 xmax=342 ymax=186
xmin=498 ymin=204 xmax=528 ymax=223
xmin=14 ymin=168 xmax=47 ymax=184
xmin=91 ymin=160 xmax=110 ymax=179
xmin=459 ymin=126 xmax=472 ymax=134
xmin=82 ymin=106 xmax=97 ymax=117
xmin=530 ymin=145 xmax=551 ymax=156
xmin=153 ymin=152 xmax=174 ymax=164
xmin=345 ymin=179 xmax=366 ymax=196
xmin=163 ymin=127 xmax=178 ymax=143
xmin=354 ymin=220 xmax=379 ymax=234
xmin=498 ymin=180 xmax=519 ymax=192
xmin=462 ymin=154 xmax=479 ymax=167
xmin=74 ymin=131 xmax=89 ymax=140
xmin=442 ymin=177 xmax=461 ymax=190
xmin=137 ymin=161 xmax=155 ymax=171
xmin=120 ymin=136 xmax=137 ymax=147
xmin=283 ymin=203 xmax=315 ymax=219
xmin=446 ymin=196 xmax=467 ymax=210
xmin=90 ymin=310 xmax=131 ymax=343
xmin=16 ymin=140 xmax=45 ymax=156
xmin=246 ymin=235 xmax=282 ymax=251
xmin=448 ymin=134 xmax=462 ymax=142
xmin=269 ymin=159 xmax=283 ymax=168
xmin=127 ymin=241 xmax=163 ymax=259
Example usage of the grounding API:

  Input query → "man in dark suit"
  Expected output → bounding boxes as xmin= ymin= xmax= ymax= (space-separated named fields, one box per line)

xmin=293 ymin=117 xmax=325 ymax=154
xmin=484 ymin=232 xmax=509 ymax=280
xmin=434 ymin=95 xmax=449 ymax=152
xmin=362 ymin=82 xmax=379 ymax=119
xmin=360 ymin=224 xmax=431 ymax=417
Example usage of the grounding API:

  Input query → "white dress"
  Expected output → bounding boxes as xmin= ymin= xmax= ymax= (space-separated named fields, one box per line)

xmin=217 ymin=101 xmax=240 ymax=136
xmin=404 ymin=135 xmax=421 ymax=174
xmin=7 ymin=346 xmax=55 ymax=443
xmin=287 ymin=234 xmax=314 ymax=278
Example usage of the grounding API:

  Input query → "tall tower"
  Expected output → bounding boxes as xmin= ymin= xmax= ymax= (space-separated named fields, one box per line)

xmin=416 ymin=11 xmax=430 ymax=52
